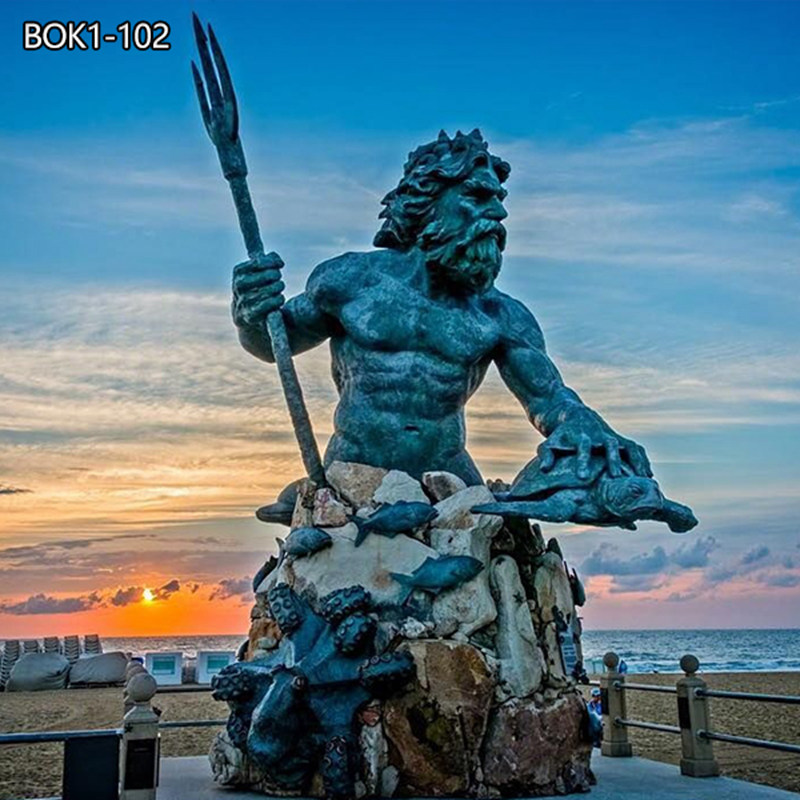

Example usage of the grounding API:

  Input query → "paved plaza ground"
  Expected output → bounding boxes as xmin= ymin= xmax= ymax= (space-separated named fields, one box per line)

xmin=158 ymin=754 xmax=800 ymax=800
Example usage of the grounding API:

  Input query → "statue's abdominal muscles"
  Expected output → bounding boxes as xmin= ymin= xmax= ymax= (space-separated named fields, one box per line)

xmin=328 ymin=339 xmax=487 ymax=476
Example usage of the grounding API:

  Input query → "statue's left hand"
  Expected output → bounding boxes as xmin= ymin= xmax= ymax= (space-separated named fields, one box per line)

xmin=538 ymin=407 xmax=652 ymax=480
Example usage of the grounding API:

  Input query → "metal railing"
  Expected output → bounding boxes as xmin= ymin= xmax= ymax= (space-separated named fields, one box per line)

xmin=155 ymin=683 xmax=214 ymax=693
xmin=697 ymin=687 xmax=800 ymax=704
xmin=598 ymin=650 xmax=800 ymax=776
xmin=699 ymin=730 xmax=800 ymax=755
xmin=153 ymin=682 xmax=227 ymax=729
xmin=158 ymin=719 xmax=226 ymax=729
xmin=0 ymin=662 xmax=226 ymax=800
xmin=617 ymin=680 xmax=676 ymax=694
xmin=615 ymin=718 xmax=681 ymax=735
xmin=0 ymin=727 xmax=121 ymax=745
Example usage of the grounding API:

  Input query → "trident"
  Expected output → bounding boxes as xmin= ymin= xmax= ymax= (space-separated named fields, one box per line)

xmin=191 ymin=14 xmax=325 ymax=485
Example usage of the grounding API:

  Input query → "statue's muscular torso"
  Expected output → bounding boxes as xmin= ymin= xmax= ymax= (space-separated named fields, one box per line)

xmin=239 ymin=248 xmax=526 ymax=485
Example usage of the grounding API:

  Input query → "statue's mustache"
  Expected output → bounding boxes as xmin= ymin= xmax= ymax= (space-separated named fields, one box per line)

xmin=419 ymin=216 xmax=507 ymax=253
xmin=469 ymin=218 xmax=507 ymax=252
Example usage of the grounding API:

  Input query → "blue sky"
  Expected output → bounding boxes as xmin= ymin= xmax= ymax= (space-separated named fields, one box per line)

xmin=1 ymin=1 xmax=799 ymax=632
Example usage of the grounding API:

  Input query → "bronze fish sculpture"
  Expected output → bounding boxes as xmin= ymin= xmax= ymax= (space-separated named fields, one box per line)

xmin=390 ymin=555 xmax=483 ymax=602
xmin=349 ymin=501 xmax=438 ymax=547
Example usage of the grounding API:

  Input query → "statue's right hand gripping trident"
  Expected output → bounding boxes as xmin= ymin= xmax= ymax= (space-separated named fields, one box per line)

xmin=232 ymin=252 xmax=286 ymax=330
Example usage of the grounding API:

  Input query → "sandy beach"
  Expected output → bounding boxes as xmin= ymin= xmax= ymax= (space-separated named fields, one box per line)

xmin=0 ymin=672 xmax=798 ymax=799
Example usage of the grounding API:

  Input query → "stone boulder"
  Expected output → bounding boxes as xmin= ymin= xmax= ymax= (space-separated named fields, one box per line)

xmin=533 ymin=551 xmax=575 ymax=628
xmin=209 ymin=730 xmax=257 ymax=786
xmin=432 ymin=484 xmax=503 ymax=535
xmin=482 ymin=692 xmax=593 ymax=796
xmin=491 ymin=555 xmax=546 ymax=698
xmin=247 ymin=615 xmax=282 ymax=660
xmin=421 ymin=471 xmax=467 ymax=502
xmin=383 ymin=640 xmax=494 ymax=796
xmin=358 ymin=705 xmax=398 ymax=798
xmin=312 ymin=487 xmax=351 ymax=528
xmin=290 ymin=478 xmax=317 ymax=529
xmin=326 ymin=461 xmax=388 ymax=509
xmin=532 ymin=551 xmax=577 ymax=685
xmin=373 ymin=470 xmax=430 ymax=505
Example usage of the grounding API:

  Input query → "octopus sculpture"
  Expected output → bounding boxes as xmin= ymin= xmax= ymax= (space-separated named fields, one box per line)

xmin=211 ymin=583 xmax=415 ymax=800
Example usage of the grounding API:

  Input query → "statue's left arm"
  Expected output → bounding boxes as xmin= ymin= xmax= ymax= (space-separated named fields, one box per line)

xmin=493 ymin=294 xmax=652 ymax=478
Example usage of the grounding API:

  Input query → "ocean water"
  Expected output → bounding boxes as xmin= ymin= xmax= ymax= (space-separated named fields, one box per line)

xmin=114 ymin=629 xmax=800 ymax=673
xmin=581 ymin=628 xmax=800 ymax=673
xmin=7 ymin=629 xmax=800 ymax=673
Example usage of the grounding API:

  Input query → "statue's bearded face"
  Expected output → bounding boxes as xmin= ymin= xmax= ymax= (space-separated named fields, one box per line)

xmin=419 ymin=165 xmax=508 ymax=295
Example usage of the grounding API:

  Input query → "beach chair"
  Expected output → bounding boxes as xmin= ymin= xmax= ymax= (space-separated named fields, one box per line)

xmin=63 ymin=635 xmax=81 ymax=664
xmin=1 ymin=640 xmax=21 ymax=689
xmin=83 ymin=633 xmax=102 ymax=655
xmin=22 ymin=639 xmax=41 ymax=655
xmin=43 ymin=636 xmax=61 ymax=654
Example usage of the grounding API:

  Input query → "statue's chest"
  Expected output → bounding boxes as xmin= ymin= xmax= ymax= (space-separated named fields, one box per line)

xmin=339 ymin=287 xmax=497 ymax=364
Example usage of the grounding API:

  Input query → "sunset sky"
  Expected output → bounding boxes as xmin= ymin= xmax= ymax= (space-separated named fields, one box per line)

xmin=1 ymin=1 xmax=799 ymax=637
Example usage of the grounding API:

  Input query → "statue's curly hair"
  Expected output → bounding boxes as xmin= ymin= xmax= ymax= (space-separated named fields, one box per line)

xmin=373 ymin=129 xmax=510 ymax=251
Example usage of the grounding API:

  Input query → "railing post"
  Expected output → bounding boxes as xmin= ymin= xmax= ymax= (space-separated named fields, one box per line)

xmin=120 ymin=672 xmax=160 ymax=799
xmin=676 ymin=654 xmax=719 ymax=777
xmin=123 ymin=661 xmax=148 ymax=715
xmin=600 ymin=651 xmax=632 ymax=757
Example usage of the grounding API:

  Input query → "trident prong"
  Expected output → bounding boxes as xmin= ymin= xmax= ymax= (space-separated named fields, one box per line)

xmin=190 ymin=61 xmax=211 ymax=133
xmin=207 ymin=24 xmax=239 ymax=139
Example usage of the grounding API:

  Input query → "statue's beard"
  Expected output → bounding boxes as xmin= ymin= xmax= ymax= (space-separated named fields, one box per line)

xmin=419 ymin=217 xmax=506 ymax=294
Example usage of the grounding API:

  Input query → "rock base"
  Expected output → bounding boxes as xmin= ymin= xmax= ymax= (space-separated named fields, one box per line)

xmin=211 ymin=462 xmax=592 ymax=798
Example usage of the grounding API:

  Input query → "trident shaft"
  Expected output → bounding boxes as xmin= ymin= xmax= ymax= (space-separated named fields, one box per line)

xmin=191 ymin=14 xmax=325 ymax=485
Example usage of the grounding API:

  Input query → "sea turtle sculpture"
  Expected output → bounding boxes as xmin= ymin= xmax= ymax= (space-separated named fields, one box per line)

xmin=473 ymin=453 xmax=698 ymax=532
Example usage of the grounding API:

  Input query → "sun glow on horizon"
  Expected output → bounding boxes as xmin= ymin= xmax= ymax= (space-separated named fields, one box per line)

xmin=142 ymin=588 xmax=155 ymax=603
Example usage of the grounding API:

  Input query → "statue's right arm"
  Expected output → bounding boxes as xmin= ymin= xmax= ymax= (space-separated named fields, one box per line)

xmin=232 ymin=252 xmax=344 ymax=363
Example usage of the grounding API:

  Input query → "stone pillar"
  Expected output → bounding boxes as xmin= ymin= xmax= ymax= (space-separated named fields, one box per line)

xmin=599 ymin=651 xmax=632 ymax=757
xmin=120 ymin=672 xmax=160 ymax=800
xmin=676 ymin=654 xmax=719 ymax=777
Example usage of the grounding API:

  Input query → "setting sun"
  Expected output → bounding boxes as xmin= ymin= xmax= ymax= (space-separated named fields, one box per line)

xmin=142 ymin=588 xmax=155 ymax=603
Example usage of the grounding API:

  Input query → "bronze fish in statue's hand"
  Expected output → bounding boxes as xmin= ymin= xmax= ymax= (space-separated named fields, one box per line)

xmin=349 ymin=501 xmax=438 ymax=547
xmin=284 ymin=527 xmax=333 ymax=558
xmin=390 ymin=555 xmax=483 ymax=602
